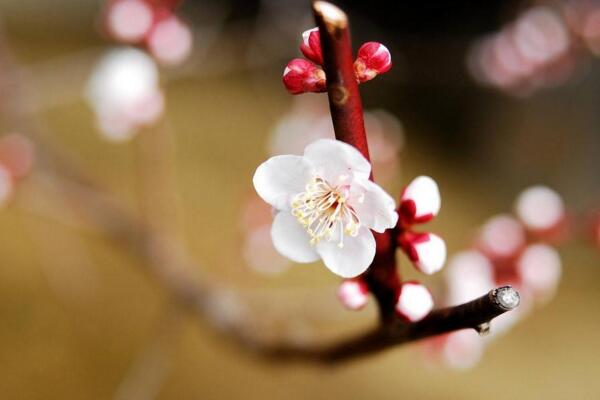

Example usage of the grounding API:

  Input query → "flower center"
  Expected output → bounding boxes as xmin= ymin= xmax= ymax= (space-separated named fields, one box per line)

xmin=291 ymin=176 xmax=361 ymax=247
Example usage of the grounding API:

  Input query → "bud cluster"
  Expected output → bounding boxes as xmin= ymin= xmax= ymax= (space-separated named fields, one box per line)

xmin=103 ymin=0 xmax=192 ymax=66
xmin=338 ymin=175 xmax=447 ymax=323
xmin=283 ymin=28 xmax=392 ymax=94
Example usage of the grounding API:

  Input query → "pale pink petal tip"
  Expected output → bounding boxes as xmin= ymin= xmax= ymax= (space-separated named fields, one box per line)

xmin=395 ymin=282 xmax=434 ymax=322
xmin=107 ymin=0 xmax=154 ymax=43
xmin=337 ymin=280 xmax=369 ymax=310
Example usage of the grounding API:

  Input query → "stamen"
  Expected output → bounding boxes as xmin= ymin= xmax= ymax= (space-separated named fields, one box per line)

xmin=291 ymin=175 xmax=362 ymax=247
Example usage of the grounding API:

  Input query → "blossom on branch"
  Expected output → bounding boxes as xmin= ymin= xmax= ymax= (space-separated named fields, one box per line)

xmin=253 ymin=139 xmax=398 ymax=277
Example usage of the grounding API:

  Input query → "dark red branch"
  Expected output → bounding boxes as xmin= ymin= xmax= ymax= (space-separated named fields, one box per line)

xmin=313 ymin=0 xmax=400 ymax=322
xmin=313 ymin=1 xmax=369 ymax=160
xmin=262 ymin=286 xmax=519 ymax=363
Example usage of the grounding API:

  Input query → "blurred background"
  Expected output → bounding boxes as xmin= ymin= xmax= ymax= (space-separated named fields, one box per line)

xmin=0 ymin=0 xmax=599 ymax=398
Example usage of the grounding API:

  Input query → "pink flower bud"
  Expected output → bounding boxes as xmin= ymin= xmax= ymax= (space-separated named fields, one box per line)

xmin=282 ymin=59 xmax=326 ymax=94
xmin=354 ymin=42 xmax=392 ymax=83
xmin=300 ymin=27 xmax=323 ymax=65
xmin=337 ymin=279 xmax=369 ymax=310
xmin=399 ymin=176 xmax=441 ymax=225
xmin=399 ymin=232 xmax=447 ymax=275
xmin=515 ymin=185 xmax=564 ymax=232
xmin=478 ymin=215 xmax=525 ymax=259
xmin=516 ymin=243 xmax=561 ymax=302
xmin=106 ymin=0 xmax=154 ymax=43
xmin=395 ymin=281 xmax=434 ymax=322
xmin=147 ymin=16 xmax=193 ymax=66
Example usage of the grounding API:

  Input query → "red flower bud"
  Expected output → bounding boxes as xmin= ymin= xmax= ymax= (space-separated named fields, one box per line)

xmin=354 ymin=42 xmax=392 ymax=83
xmin=300 ymin=27 xmax=323 ymax=65
xmin=282 ymin=58 xmax=327 ymax=95
xmin=398 ymin=231 xmax=447 ymax=275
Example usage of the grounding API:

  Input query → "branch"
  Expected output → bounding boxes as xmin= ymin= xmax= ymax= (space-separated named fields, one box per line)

xmin=261 ymin=286 xmax=520 ymax=363
xmin=314 ymin=0 xmax=401 ymax=321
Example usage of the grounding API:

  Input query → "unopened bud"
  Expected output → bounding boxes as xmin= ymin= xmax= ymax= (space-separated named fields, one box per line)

xmin=354 ymin=42 xmax=392 ymax=83
xmin=399 ymin=232 xmax=447 ymax=275
xmin=399 ymin=176 xmax=441 ymax=225
xmin=300 ymin=27 xmax=323 ymax=65
xmin=283 ymin=59 xmax=326 ymax=94
xmin=395 ymin=281 xmax=434 ymax=322
xmin=337 ymin=279 xmax=369 ymax=310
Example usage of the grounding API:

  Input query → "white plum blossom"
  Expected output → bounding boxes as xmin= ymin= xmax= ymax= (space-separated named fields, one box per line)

xmin=86 ymin=48 xmax=164 ymax=142
xmin=253 ymin=139 xmax=398 ymax=278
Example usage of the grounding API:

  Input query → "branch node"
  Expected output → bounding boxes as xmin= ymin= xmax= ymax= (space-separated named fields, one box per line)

xmin=475 ymin=321 xmax=491 ymax=337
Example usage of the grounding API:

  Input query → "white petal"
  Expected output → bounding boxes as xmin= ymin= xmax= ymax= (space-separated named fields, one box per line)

xmin=271 ymin=212 xmax=319 ymax=263
xmin=316 ymin=227 xmax=375 ymax=278
xmin=401 ymin=176 xmax=441 ymax=222
xmin=304 ymin=139 xmax=371 ymax=184
xmin=395 ymin=282 xmax=433 ymax=322
xmin=351 ymin=179 xmax=398 ymax=232
xmin=413 ymin=233 xmax=447 ymax=275
xmin=253 ymin=155 xmax=313 ymax=210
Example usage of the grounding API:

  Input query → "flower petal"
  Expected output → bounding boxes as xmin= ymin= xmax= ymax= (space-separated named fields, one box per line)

xmin=253 ymin=155 xmax=313 ymax=210
xmin=316 ymin=226 xmax=375 ymax=278
xmin=271 ymin=211 xmax=319 ymax=263
xmin=351 ymin=179 xmax=398 ymax=233
xmin=304 ymin=139 xmax=371 ymax=184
